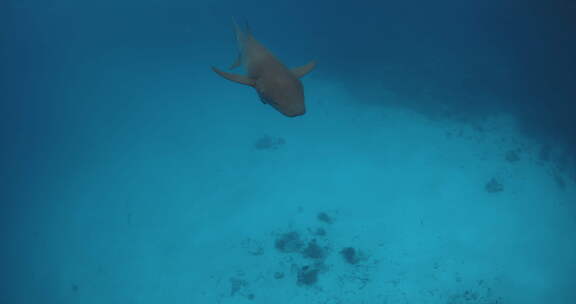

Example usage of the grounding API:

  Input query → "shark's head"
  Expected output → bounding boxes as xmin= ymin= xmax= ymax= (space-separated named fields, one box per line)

xmin=256 ymin=76 xmax=306 ymax=117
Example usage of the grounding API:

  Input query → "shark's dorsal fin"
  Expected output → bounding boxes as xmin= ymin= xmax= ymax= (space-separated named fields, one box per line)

xmin=292 ymin=61 xmax=316 ymax=78
xmin=212 ymin=66 xmax=254 ymax=86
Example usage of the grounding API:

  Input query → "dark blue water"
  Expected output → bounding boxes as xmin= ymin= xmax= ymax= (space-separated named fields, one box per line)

xmin=2 ymin=1 xmax=575 ymax=303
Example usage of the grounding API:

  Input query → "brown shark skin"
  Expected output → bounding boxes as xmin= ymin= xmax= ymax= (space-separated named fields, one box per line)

xmin=212 ymin=22 xmax=315 ymax=117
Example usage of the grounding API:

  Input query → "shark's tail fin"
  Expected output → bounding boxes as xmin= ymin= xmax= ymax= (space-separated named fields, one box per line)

xmin=231 ymin=18 xmax=248 ymax=49
xmin=243 ymin=20 xmax=252 ymax=36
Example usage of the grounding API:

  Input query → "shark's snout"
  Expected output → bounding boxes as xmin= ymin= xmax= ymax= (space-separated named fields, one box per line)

xmin=268 ymin=90 xmax=306 ymax=117
xmin=268 ymin=99 xmax=306 ymax=117
xmin=282 ymin=106 xmax=306 ymax=117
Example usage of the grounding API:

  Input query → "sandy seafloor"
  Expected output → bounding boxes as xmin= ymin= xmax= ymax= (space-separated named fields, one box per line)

xmin=7 ymin=72 xmax=575 ymax=304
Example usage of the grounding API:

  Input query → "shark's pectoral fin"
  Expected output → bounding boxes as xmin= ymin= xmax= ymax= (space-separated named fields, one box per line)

xmin=212 ymin=66 xmax=255 ymax=86
xmin=291 ymin=60 xmax=316 ymax=78
xmin=228 ymin=54 xmax=242 ymax=70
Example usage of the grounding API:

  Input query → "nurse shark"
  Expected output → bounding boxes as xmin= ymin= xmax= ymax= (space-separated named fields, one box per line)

xmin=212 ymin=21 xmax=316 ymax=117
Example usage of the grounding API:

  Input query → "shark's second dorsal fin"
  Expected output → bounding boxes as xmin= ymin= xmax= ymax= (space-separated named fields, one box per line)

xmin=212 ymin=66 xmax=254 ymax=86
xmin=292 ymin=61 xmax=317 ymax=78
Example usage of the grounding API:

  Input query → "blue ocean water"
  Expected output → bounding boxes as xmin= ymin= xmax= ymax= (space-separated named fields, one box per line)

xmin=1 ymin=1 xmax=575 ymax=303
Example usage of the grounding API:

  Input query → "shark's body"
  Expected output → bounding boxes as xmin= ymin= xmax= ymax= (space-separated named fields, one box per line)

xmin=212 ymin=21 xmax=315 ymax=117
